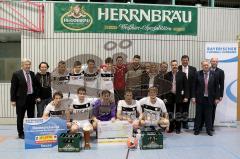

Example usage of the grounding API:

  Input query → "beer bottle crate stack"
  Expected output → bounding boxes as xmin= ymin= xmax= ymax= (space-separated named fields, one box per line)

xmin=58 ymin=133 xmax=82 ymax=152
xmin=139 ymin=126 xmax=163 ymax=150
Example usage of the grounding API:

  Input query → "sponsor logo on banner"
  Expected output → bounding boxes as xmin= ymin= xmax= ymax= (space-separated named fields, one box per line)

xmin=61 ymin=5 xmax=93 ymax=31
xmin=24 ymin=117 xmax=67 ymax=149
xmin=35 ymin=135 xmax=57 ymax=144
xmin=205 ymin=43 xmax=238 ymax=62
xmin=54 ymin=3 xmax=197 ymax=35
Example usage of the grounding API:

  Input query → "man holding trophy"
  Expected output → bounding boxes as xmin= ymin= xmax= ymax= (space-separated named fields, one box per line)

xmin=139 ymin=87 xmax=170 ymax=130
xmin=117 ymin=89 xmax=142 ymax=129
xmin=68 ymin=87 xmax=97 ymax=149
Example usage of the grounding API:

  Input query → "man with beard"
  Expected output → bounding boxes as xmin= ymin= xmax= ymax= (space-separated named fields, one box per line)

xmin=164 ymin=60 xmax=189 ymax=134
xmin=126 ymin=55 xmax=145 ymax=100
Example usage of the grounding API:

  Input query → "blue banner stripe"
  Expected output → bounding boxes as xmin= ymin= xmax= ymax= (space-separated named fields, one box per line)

xmin=219 ymin=56 xmax=238 ymax=63
xmin=226 ymin=80 xmax=237 ymax=103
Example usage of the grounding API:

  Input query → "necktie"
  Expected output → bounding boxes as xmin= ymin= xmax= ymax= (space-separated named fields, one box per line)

xmin=26 ymin=72 xmax=32 ymax=94
xmin=172 ymin=74 xmax=176 ymax=93
xmin=204 ymin=72 xmax=208 ymax=96
xmin=184 ymin=67 xmax=188 ymax=79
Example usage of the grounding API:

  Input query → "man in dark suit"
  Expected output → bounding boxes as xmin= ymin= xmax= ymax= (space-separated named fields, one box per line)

xmin=141 ymin=63 xmax=158 ymax=97
xmin=11 ymin=59 xmax=38 ymax=139
xmin=154 ymin=61 xmax=172 ymax=99
xmin=164 ymin=60 xmax=189 ymax=134
xmin=210 ymin=57 xmax=225 ymax=130
xmin=192 ymin=60 xmax=220 ymax=136
xmin=178 ymin=55 xmax=197 ymax=129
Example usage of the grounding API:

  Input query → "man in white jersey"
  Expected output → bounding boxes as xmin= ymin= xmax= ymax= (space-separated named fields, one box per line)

xmin=139 ymin=87 xmax=169 ymax=129
xmin=99 ymin=57 xmax=114 ymax=95
xmin=117 ymin=89 xmax=142 ymax=129
xmin=51 ymin=61 xmax=70 ymax=98
xmin=68 ymin=87 xmax=97 ymax=149
xmin=68 ymin=87 xmax=96 ymax=133
xmin=68 ymin=61 xmax=85 ymax=98
xmin=42 ymin=91 xmax=70 ymax=120
xmin=84 ymin=59 xmax=99 ymax=98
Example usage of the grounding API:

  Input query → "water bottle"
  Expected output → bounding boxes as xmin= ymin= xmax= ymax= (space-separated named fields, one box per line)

xmin=136 ymin=129 xmax=141 ymax=149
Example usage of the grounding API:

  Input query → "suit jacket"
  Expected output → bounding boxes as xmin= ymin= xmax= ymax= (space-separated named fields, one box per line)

xmin=11 ymin=70 xmax=38 ymax=106
xmin=213 ymin=67 xmax=225 ymax=98
xmin=164 ymin=71 xmax=189 ymax=104
xmin=153 ymin=72 xmax=172 ymax=99
xmin=178 ymin=65 xmax=197 ymax=98
xmin=192 ymin=70 xmax=220 ymax=105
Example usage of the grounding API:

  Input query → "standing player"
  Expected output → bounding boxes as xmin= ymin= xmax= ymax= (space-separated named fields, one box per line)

xmin=99 ymin=57 xmax=114 ymax=95
xmin=113 ymin=56 xmax=127 ymax=103
xmin=51 ymin=61 xmax=70 ymax=98
xmin=84 ymin=59 xmax=100 ymax=98
xmin=68 ymin=61 xmax=85 ymax=98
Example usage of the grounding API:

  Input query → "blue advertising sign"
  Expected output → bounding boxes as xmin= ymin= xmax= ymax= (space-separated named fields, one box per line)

xmin=24 ymin=117 xmax=67 ymax=149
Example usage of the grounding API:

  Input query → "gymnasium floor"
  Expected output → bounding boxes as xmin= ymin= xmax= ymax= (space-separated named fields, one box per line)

xmin=0 ymin=124 xmax=240 ymax=159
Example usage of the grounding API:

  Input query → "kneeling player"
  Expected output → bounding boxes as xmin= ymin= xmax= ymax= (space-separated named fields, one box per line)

xmin=42 ymin=91 xmax=70 ymax=119
xmin=68 ymin=87 xmax=96 ymax=132
xmin=139 ymin=87 xmax=169 ymax=130
xmin=117 ymin=89 xmax=142 ymax=129
xmin=68 ymin=87 xmax=97 ymax=148
xmin=92 ymin=90 xmax=116 ymax=129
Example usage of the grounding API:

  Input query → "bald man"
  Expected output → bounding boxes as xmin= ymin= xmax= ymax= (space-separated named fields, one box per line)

xmin=210 ymin=57 xmax=225 ymax=131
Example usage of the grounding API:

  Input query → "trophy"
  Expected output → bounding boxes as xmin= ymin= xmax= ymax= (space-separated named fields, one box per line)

xmin=83 ymin=126 xmax=92 ymax=149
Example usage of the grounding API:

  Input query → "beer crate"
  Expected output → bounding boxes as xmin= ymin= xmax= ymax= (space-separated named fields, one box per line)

xmin=140 ymin=126 xmax=163 ymax=150
xmin=58 ymin=133 xmax=82 ymax=152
